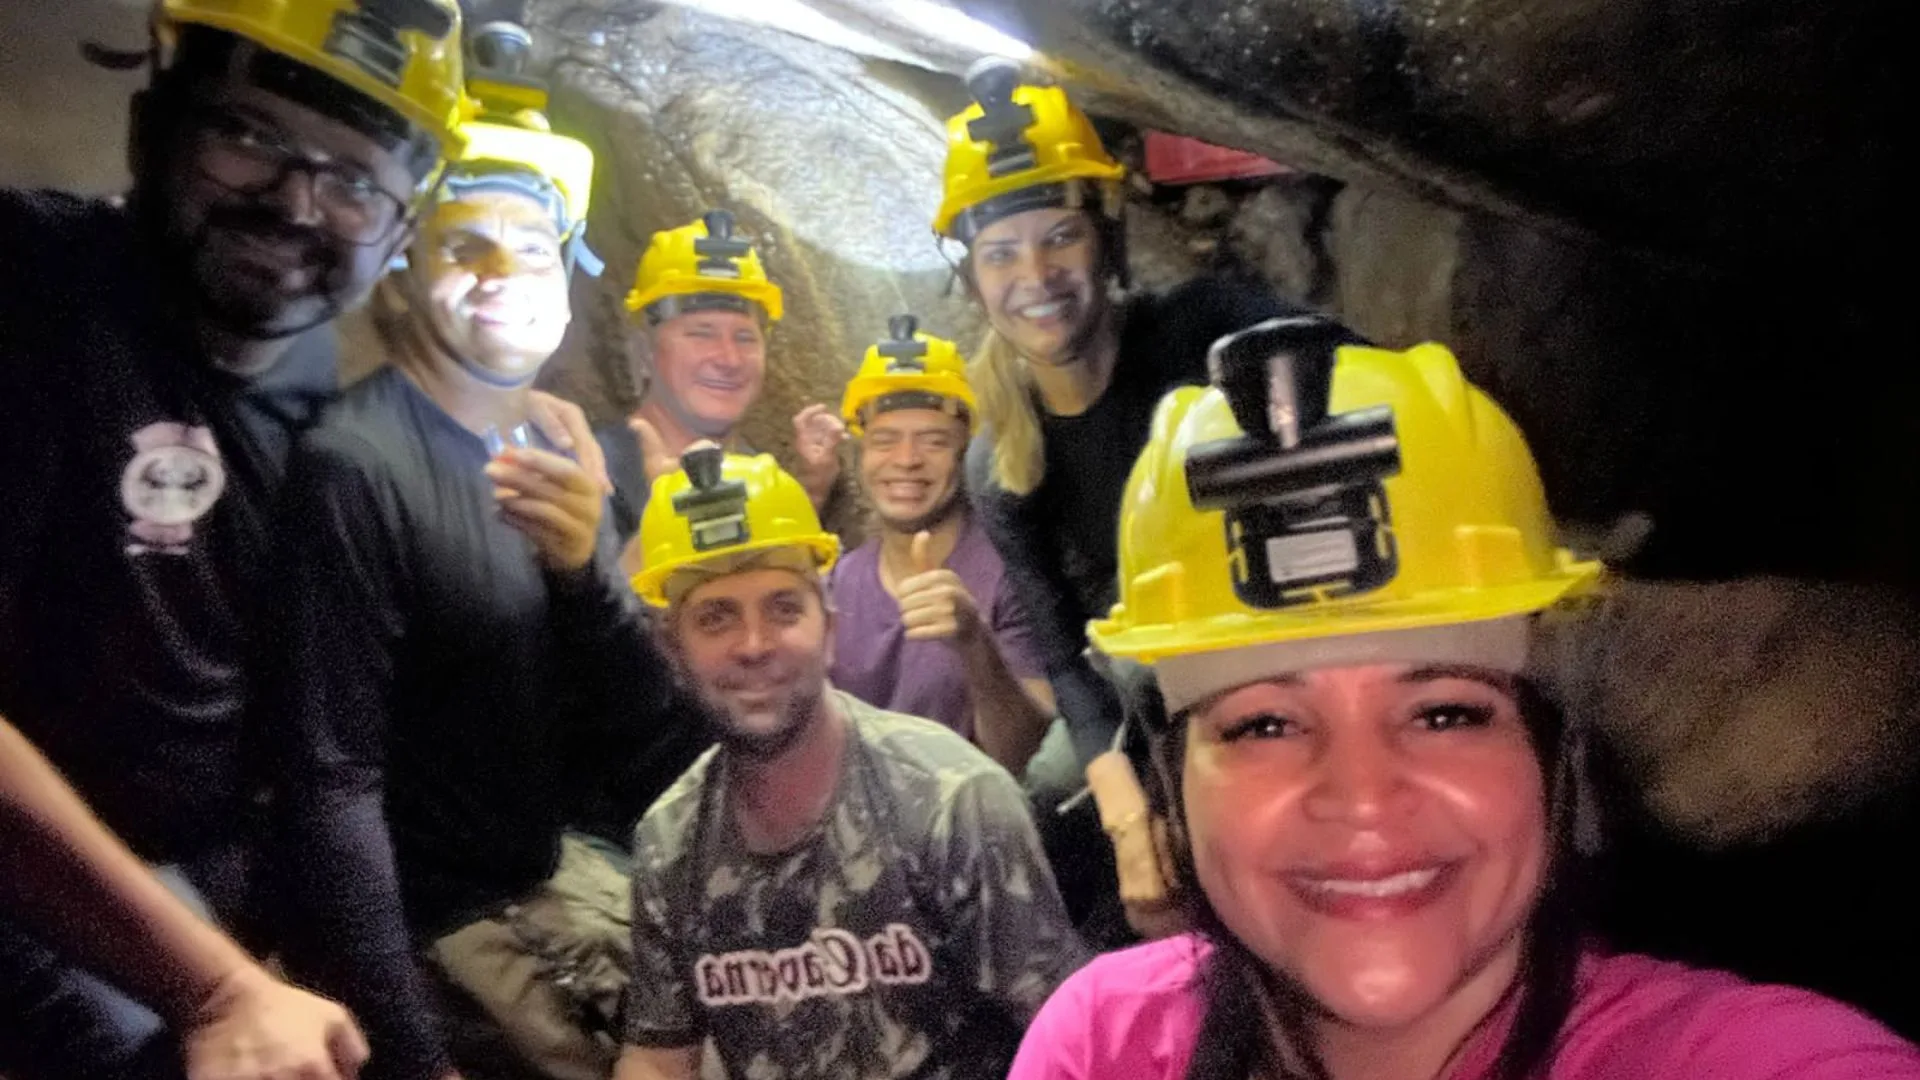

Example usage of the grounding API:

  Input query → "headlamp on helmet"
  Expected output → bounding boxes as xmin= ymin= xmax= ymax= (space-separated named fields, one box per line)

xmin=673 ymin=445 xmax=752 ymax=552
xmin=444 ymin=21 xmax=603 ymax=275
xmin=1187 ymin=316 xmax=1400 ymax=609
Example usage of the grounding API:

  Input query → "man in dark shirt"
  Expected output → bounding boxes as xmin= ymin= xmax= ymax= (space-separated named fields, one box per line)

xmin=264 ymin=98 xmax=707 ymax=1080
xmin=0 ymin=5 xmax=472 ymax=1076
xmin=595 ymin=209 xmax=853 ymax=554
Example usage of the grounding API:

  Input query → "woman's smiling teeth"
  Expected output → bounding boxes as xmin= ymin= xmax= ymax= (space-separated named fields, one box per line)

xmin=1296 ymin=867 xmax=1443 ymax=898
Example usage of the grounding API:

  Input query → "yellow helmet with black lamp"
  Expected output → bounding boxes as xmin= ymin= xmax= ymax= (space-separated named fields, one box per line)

xmin=1090 ymin=314 xmax=1602 ymax=714
xmin=632 ymin=446 xmax=840 ymax=608
xmin=441 ymin=22 xmax=604 ymax=276
xmin=154 ymin=0 xmax=469 ymax=160
xmin=933 ymin=57 xmax=1127 ymax=248
xmin=625 ymin=210 xmax=785 ymax=325
xmin=839 ymin=315 xmax=978 ymax=436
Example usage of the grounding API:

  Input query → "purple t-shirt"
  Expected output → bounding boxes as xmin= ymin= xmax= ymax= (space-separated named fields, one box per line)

xmin=1009 ymin=935 xmax=1920 ymax=1080
xmin=828 ymin=515 xmax=1044 ymax=743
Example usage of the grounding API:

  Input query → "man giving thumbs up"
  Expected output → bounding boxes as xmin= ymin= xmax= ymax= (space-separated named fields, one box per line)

xmin=826 ymin=319 xmax=1055 ymax=775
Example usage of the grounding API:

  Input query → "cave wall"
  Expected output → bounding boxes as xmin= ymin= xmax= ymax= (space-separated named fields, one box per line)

xmin=0 ymin=0 xmax=1912 ymax=1033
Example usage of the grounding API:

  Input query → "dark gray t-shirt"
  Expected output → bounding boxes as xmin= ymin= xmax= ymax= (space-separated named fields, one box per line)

xmin=626 ymin=692 xmax=1089 ymax=1078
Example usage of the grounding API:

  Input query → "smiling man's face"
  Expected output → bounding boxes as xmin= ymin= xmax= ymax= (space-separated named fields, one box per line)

xmin=858 ymin=407 xmax=967 ymax=534
xmin=647 ymin=309 xmax=768 ymax=438
xmin=412 ymin=187 xmax=570 ymax=383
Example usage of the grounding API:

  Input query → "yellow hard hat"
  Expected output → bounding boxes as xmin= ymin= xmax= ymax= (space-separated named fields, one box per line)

xmin=624 ymin=210 xmax=785 ymax=324
xmin=450 ymin=117 xmax=594 ymax=235
xmin=156 ymin=0 xmax=469 ymax=157
xmin=840 ymin=315 xmax=978 ymax=436
xmin=446 ymin=23 xmax=594 ymax=243
xmin=1091 ymin=315 xmax=1600 ymax=709
xmin=632 ymin=447 xmax=840 ymax=607
xmin=933 ymin=58 xmax=1126 ymax=242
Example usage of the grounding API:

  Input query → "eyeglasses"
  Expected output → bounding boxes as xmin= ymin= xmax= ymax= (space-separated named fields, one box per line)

xmin=188 ymin=110 xmax=412 ymax=245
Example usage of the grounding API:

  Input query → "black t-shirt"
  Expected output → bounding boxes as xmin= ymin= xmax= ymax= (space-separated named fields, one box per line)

xmin=264 ymin=366 xmax=709 ymax=1079
xmin=970 ymin=276 xmax=1306 ymax=666
xmin=0 ymin=189 xmax=335 ymax=866
xmin=596 ymin=419 xmax=650 ymax=544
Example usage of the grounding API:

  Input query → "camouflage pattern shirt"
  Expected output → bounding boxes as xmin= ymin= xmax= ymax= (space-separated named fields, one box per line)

xmin=625 ymin=691 xmax=1089 ymax=1079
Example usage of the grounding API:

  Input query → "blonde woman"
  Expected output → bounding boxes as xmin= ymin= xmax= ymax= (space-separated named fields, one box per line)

xmin=934 ymin=60 xmax=1333 ymax=768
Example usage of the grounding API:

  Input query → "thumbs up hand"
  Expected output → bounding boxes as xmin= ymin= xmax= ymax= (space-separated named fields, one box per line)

xmin=896 ymin=530 xmax=983 ymax=646
xmin=627 ymin=415 xmax=682 ymax=487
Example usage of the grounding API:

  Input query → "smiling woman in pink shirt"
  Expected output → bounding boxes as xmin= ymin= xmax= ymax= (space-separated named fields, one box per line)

xmin=1012 ymin=320 xmax=1920 ymax=1080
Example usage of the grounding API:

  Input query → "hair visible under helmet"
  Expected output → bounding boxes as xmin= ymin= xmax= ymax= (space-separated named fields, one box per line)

xmin=1090 ymin=314 xmax=1604 ymax=1080
xmin=934 ymin=58 xmax=1127 ymax=496
xmin=631 ymin=446 xmax=839 ymax=610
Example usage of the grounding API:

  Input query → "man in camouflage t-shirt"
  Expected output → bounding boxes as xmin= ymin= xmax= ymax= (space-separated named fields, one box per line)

xmin=616 ymin=447 xmax=1088 ymax=1080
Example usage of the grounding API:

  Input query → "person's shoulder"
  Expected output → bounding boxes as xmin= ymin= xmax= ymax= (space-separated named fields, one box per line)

xmin=951 ymin=513 xmax=1011 ymax=575
xmin=1062 ymin=934 xmax=1208 ymax=997
xmin=0 ymin=188 xmax=122 ymax=243
xmin=633 ymin=746 xmax=722 ymax=860
xmin=1014 ymin=934 xmax=1207 ymax=1077
xmin=849 ymin=693 xmax=1005 ymax=782
xmin=293 ymin=369 xmax=412 ymax=470
xmin=0 ymin=191 xmax=131 ymax=312
xmin=1558 ymin=951 xmax=1920 ymax=1073
xmin=827 ymin=535 xmax=882 ymax=592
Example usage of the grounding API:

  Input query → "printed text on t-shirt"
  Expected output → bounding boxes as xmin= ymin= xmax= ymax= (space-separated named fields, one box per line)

xmin=694 ymin=924 xmax=932 ymax=1007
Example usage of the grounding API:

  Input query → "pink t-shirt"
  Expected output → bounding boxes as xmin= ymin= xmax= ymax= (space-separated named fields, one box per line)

xmin=1008 ymin=935 xmax=1920 ymax=1079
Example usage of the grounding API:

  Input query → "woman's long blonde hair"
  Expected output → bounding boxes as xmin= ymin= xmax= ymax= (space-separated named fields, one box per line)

xmin=970 ymin=325 xmax=1047 ymax=496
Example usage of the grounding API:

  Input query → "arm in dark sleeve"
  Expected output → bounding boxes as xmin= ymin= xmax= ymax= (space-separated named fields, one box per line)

xmin=964 ymin=437 xmax=1085 ymax=674
xmin=548 ymin=524 xmax=710 ymax=842
xmin=263 ymin=436 xmax=452 ymax=1080
xmin=935 ymin=770 xmax=1092 ymax=1026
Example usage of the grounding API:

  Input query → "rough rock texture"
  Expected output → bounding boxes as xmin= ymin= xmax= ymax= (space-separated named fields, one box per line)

xmin=524 ymin=2 xmax=983 ymax=464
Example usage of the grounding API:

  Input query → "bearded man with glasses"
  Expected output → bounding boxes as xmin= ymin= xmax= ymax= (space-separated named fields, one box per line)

xmin=0 ymin=6 xmax=602 ymax=1077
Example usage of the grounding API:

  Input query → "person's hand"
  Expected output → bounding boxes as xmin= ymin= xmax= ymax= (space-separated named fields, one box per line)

xmin=182 ymin=965 xmax=368 ymax=1080
xmin=627 ymin=415 xmax=682 ymax=487
xmin=526 ymin=391 xmax=612 ymax=495
xmin=897 ymin=530 xmax=984 ymax=646
xmin=1085 ymin=750 xmax=1187 ymax=941
xmin=486 ymin=446 xmax=604 ymax=572
xmin=790 ymin=404 xmax=847 ymax=509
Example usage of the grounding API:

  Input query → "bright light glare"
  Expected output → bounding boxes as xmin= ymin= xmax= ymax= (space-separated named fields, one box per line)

xmin=659 ymin=0 xmax=909 ymax=60
xmin=659 ymin=0 xmax=1033 ymax=64
xmin=891 ymin=0 xmax=1033 ymax=60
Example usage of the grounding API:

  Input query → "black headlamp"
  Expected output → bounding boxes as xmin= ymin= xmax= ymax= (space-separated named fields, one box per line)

xmin=672 ymin=445 xmax=751 ymax=552
xmin=324 ymin=0 xmax=454 ymax=89
xmin=877 ymin=314 xmax=928 ymax=373
xmin=1184 ymin=315 xmax=1402 ymax=609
